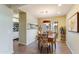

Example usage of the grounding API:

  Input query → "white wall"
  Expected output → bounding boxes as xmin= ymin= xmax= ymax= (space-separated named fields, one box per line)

xmin=27 ymin=30 xmax=37 ymax=45
xmin=26 ymin=12 xmax=37 ymax=45
xmin=0 ymin=5 xmax=13 ymax=53
xmin=66 ymin=5 xmax=79 ymax=53
xmin=13 ymin=32 xmax=19 ymax=39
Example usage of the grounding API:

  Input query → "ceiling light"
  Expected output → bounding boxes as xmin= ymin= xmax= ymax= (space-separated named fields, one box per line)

xmin=45 ymin=11 xmax=48 ymax=13
xmin=40 ymin=10 xmax=48 ymax=14
xmin=58 ymin=4 xmax=62 ymax=6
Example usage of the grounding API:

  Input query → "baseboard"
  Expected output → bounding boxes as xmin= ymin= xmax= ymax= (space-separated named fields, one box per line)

xmin=66 ymin=41 xmax=74 ymax=54
xmin=18 ymin=42 xmax=26 ymax=46
xmin=26 ymin=40 xmax=37 ymax=46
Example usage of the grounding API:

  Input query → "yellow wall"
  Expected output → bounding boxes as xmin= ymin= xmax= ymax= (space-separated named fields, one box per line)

xmin=66 ymin=4 xmax=79 ymax=53
xmin=52 ymin=16 xmax=66 ymax=41
xmin=19 ymin=11 xmax=26 ymax=45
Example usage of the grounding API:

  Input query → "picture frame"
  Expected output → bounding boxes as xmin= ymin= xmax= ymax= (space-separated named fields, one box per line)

xmin=68 ymin=12 xmax=79 ymax=32
xmin=27 ymin=23 xmax=38 ymax=30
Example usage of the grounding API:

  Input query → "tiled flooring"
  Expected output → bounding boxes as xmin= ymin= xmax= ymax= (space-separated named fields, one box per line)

xmin=13 ymin=40 xmax=71 ymax=54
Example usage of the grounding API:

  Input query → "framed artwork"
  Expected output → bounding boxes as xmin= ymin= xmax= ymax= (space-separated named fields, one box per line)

xmin=68 ymin=12 xmax=79 ymax=32
xmin=27 ymin=23 xmax=38 ymax=30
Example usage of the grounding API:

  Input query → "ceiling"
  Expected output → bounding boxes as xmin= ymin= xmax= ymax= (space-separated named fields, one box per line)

xmin=19 ymin=4 xmax=73 ymax=18
xmin=6 ymin=4 xmax=25 ymax=14
xmin=7 ymin=4 xmax=73 ymax=18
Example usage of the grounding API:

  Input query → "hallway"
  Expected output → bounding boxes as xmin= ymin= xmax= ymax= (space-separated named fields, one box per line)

xmin=13 ymin=40 xmax=71 ymax=54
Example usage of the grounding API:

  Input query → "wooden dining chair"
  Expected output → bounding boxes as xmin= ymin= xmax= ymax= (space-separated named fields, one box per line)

xmin=40 ymin=38 xmax=49 ymax=53
xmin=53 ymin=32 xmax=57 ymax=50
xmin=37 ymin=34 xmax=43 ymax=49
xmin=48 ymin=32 xmax=57 ymax=52
xmin=37 ymin=32 xmax=57 ymax=53
xmin=38 ymin=34 xmax=51 ymax=53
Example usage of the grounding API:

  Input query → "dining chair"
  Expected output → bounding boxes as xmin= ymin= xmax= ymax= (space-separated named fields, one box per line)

xmin=37 ymin=34 xmax=51 ymax=53
xmin=48 ymin=32 xmax=57 ymax=52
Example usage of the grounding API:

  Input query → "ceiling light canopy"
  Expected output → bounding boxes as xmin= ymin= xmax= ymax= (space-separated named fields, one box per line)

xmin=40 ymin=10 xmax=48 ymax=14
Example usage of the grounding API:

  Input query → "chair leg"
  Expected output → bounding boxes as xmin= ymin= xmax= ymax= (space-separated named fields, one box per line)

xmin=47 ymin=45 xmax=51 ymax=53
xmin=38 ymin=41 xmax=40 ymax=49
xmin=52 ymin=44 xmax=53 ymax=53
xmin=38 ymin=43 xmax=39 ymax=49
xmin=54 ymin=43 xmax=56 ymax=50
xmin=47 ymin=47 xmax=49 ymax=53
xmin=40 ymin=46 xmax=43 ymax=53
